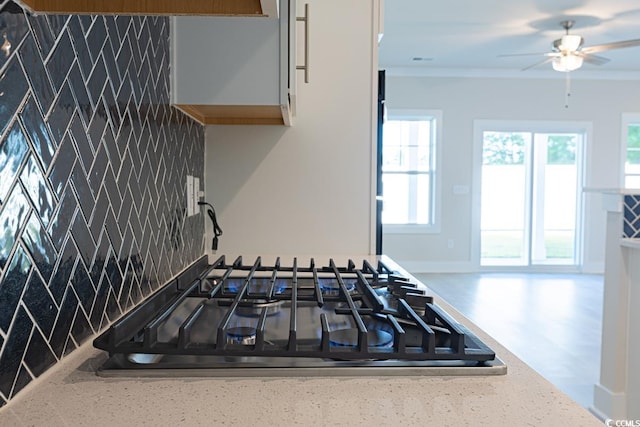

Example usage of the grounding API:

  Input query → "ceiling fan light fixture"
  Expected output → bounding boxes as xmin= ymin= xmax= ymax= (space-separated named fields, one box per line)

xmin=552 ymin=54 xmax=583 ymax=72
xmin=560 ymin=34 xmax=583 ymax=52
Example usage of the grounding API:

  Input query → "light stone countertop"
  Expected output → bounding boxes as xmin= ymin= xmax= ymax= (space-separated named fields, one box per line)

xmin=0 ymin=256 xmax=603 ymax=426
xmin=583 ymin=187 xmax=640 ymax=195
xmin=621 ymin=238 xmax=640 ymax=249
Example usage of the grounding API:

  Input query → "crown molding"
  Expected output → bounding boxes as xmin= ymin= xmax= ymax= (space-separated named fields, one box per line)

xmin=381 ymin=66 xmax=640 ymax=81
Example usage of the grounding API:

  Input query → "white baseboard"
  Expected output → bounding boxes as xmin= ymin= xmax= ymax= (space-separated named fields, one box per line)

xmin=389 ymin=260 xmax=604 ymax=275
xmin=589 ymin=406 xmax=608 ymax=423
xmin=593 ymin=382 xmax=627 ymax=421
xmin=582 ymin=261 xmax=605 ymax=274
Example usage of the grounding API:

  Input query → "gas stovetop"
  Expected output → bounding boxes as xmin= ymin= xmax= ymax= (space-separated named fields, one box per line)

xmin=94 ymin=255 xmax=506 ymax=376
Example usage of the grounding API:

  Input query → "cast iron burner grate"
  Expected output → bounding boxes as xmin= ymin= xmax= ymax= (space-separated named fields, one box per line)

xmin=93 ymin=255 xmax=503 ymax=374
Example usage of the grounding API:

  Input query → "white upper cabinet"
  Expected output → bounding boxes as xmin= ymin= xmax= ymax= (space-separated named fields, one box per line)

xmin=171 ymin=0 xmax=297 ymax=125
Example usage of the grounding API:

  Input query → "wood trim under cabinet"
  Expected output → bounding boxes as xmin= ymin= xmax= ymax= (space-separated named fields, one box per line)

xmin=18 ymin=0 xmax=264 ymax=16
xmin=175 ymin=105 xmax=286 ymax=125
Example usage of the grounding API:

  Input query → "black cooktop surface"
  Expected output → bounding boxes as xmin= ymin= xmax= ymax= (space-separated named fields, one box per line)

xmin=94 ymin=255 xmax=505 ymax=376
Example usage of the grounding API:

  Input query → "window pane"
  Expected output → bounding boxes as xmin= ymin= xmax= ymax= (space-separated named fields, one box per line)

xmin=382 ymin=144 xmax=407 ymax=171
xmin=546 ymin=134 xmax=576 ymax=165
xmin=628 ymin=125 xmax=640 ymax=148
xmin=627 ymin=148 xmax=640 ymax=167
xmin=382 ymin=174 xmax=409 ymax=223
xmin=481 ymin=230 xmax=525 ymax=261
xmin=626 ymin=175 xmax=640 ymax=189
xmin=382 ymin=114 xmax=437 ymax=226
xmin=382 ymin=121 xmax=409 ymax=172
xmin=417 ymin=142 xmax=431 ymax=171
xmin=540 ymin=142 xmax=576 ymax=264
xmin=481 ymin=163 xmax=527 ymax=231
xmin=626 ymin=161 xmax=640 ymax=176
xmin=382 ymin=120 xmax=432 ymax=172
xmin=416 ymin=174 xmax=431 ymax=224
xmin=482 ymin=132 xmax=527 ymax=165
xmin=626 ymin=124 xmax=640 ymax=189
xmin=481 ymin=132 xmax=528 ymax=265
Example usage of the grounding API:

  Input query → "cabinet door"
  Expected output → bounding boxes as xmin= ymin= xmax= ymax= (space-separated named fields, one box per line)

xmin=171 ymin=1 xmax=295 ymax=126
xmin=280 ymin=0 xmax=297 ymax=123
xmin=172 ymin=16 xmax=280 ymax=106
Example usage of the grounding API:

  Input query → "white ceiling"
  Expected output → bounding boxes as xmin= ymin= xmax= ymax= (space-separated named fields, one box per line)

xmin=379 ymin=0 xmax=640 ymax=78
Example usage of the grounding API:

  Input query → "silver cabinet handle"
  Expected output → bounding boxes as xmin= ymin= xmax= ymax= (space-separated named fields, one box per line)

xmin=296 ymin=3 xmax=309 ymax=83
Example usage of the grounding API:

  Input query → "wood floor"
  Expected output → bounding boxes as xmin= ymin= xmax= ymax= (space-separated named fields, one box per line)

xmin=412 ymin=272 xmax=604 ymax=409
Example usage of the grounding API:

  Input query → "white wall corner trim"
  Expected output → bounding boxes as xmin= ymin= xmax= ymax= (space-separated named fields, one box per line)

xmin=593 ymin=383 xmax=627 ymax=421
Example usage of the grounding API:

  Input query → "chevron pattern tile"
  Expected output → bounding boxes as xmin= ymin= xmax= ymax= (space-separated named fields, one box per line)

xmin=624 ymin=195 xmax=640 ymax=238
xmin=0 ymin=3 xmax=204 ymax=406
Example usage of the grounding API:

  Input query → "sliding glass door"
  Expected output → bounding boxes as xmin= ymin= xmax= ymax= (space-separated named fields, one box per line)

xmin=480 ymin=130 xmax=582 ymax=266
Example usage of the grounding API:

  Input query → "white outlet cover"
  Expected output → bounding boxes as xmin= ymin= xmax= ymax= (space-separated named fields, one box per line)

xmin=186 ymin=175 xmax=194 ymax=216
xmin=193 ymin=177 xmax=200 ymax=214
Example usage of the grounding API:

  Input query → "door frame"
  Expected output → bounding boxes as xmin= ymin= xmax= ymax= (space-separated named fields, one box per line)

xmin=471 ymin=120 xmax=592 ymax=272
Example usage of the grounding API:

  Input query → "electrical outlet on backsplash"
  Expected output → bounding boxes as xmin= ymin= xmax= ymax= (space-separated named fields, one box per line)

xmin=0 ymin=3 xmax=205 ymax=407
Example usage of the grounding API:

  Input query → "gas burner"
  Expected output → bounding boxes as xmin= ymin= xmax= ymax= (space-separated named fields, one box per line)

xmin=223 ymin=278 xmax=278 ymax=294
xmin=236 ymin=300 xmax=284 ymax=317
xmin=329 ymin=328 xmax=394 ymax=348
xmin=272 ymin=280 xmax=289 ymax=295
xmin=221 ymin=280 xmax=241 ymax=294
xmin=226 ymin=327 xmax=257 ymax=345
xmin=212 ymin=277 xmax=288 ymax=296
xmin=319 ymin=278 xmax=357 ymax=295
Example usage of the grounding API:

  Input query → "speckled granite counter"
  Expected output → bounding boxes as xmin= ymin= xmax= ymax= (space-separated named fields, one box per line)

xmin=0 ymin=293 xmax=601 ymax=427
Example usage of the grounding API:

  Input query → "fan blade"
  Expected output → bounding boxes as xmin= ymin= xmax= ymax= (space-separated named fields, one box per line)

xmin=579 ymin=53 xmax=610 ymax=66
xmin=497 ymin=52 xmax=558 ymax=58
xmin=582 ymin=38 xmax=640 ymax=54
xmin=521 ymin=56 xmax=554 ymax=71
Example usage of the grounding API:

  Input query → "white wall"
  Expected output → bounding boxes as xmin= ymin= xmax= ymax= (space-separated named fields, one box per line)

xmin=203 ymin=0 xmax=378 ymax=257
xmin=383 ymin=75 xmax=640 ymax=272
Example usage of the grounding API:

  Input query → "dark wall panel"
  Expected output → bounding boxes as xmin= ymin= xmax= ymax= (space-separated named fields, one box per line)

xmin=0 ymin=3 xmax=205 ymax=405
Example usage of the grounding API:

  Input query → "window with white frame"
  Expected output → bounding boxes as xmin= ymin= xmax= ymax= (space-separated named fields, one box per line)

xmin=623 ymin=114 xmax=640 ymax=189
xmin=382 ymin=110 xmax=441 ymax=232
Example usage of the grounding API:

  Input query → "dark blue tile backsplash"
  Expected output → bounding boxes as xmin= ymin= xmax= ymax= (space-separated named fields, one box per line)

xmin=0 ymin=4 xmax=204 ymax=406
xmin=624 ymin=195 xmax=640 ymax=238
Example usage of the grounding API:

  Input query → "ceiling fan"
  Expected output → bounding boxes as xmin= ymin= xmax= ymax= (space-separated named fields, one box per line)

xmin=502 ymin=20 xmax=640 ymax=72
